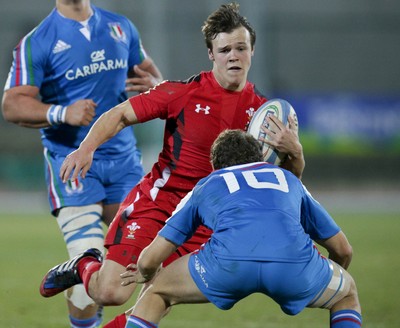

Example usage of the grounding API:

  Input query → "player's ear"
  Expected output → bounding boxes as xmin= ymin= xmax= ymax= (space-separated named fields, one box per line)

xmin=208 ymin=49 xmax=215 ymax=61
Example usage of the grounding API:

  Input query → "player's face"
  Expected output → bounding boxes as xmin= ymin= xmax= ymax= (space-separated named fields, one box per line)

xmin=209 ymin=26 xmax=254 ymax=92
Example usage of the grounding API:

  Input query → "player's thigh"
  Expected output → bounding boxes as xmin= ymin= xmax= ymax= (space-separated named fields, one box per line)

xmin=102 ymin=203 xmax=120 ymax=226
xmin=151 ymin=255 xmax=208 ymax=306
xmin=307 ymin=260 xmax=352 ymax=310
xmin=100 ymin=219 xmax=164 ymax=301
xmin=105 ymin=219 xmax=165 ymax=267
xmin=95 ymin=258 xmax=137 ymax=301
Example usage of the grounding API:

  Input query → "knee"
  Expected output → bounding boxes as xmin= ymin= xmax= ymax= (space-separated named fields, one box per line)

xmin=348 ymin=277 xmax=361 ymax=308
xmin=90 ymin=258 xmax=136 ymax=306
xmin=337 ymin=274 xmax=361 ymax=313
xmin=94 ymin=283 xmax=133 ymax=306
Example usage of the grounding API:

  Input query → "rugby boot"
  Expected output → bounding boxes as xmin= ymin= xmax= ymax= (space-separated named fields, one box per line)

xmin=39 ymin=248 xmax=103 ymax=297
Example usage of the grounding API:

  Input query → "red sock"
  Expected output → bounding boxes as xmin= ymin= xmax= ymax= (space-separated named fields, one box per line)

xmin=103 ymin=313 xmax=127 ymax=328
xmin=77 ymin=257 xmax=102 ymax=295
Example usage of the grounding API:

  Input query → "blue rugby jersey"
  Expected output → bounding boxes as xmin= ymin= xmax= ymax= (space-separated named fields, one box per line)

xmin=4 ymin=5 xmax=147 ymax=158
xmin=160 ymin=162 xmax=340 ymax=262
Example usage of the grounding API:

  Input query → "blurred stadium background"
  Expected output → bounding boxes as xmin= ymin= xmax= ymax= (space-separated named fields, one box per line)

xmin=1 ymin=1 xmax=400 ymax=327
xmin=1 ymin=0 xmax=399 ymax=213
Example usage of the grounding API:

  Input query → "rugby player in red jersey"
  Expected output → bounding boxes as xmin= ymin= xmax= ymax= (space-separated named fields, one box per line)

xmin=40 ymin=3 xmax=304 ymax=327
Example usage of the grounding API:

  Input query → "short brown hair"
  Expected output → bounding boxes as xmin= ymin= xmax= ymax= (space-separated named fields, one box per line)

xmin=201 ymin=2 xmax=256 ymax=51
xmin=211 ymin=129 xmax=263 ymax=170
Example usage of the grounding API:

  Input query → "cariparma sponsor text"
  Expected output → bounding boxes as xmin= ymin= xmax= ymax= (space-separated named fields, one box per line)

xmin=65 ymin=59 xmax=127 ymax=80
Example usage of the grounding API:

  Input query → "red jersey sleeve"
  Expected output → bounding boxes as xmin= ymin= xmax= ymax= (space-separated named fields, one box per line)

xmin=129 ymin=81 xmax=192 ymax=123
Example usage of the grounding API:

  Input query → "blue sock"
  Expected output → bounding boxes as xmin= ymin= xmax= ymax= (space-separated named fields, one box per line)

xmin=96 ymin=305 xmax=104 ymax=327
xmin=330 ymin=309 xmax=362 ymax=327
xmin=125 ymin=315 xmax=158 ymax=328
xmin=69 ymin=314 xmax=100 ymax=328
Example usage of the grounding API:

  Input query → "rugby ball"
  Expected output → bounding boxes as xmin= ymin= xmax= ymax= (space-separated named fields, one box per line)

xmin=247 ymin=98 xmax=298 ymax=165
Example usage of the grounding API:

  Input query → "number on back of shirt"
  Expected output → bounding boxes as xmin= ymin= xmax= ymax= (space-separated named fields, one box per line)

xmin=220 ymin=168 xmax=289 ymax=194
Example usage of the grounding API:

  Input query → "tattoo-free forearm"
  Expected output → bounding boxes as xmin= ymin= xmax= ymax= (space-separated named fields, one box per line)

xmin=79 ymin=100 xmax=135 ymax=152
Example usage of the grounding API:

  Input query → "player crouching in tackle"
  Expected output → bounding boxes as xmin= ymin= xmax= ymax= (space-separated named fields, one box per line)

xmin=119 ymin=130 xmax=362 ymax=328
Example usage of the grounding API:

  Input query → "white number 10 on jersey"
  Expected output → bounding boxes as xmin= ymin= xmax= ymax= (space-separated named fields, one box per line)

xmin=220 ymin=168 xmax=289 ymax=194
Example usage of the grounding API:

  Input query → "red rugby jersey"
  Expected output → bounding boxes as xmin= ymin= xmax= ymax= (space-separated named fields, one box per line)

xmin=129 ymin=70 xmax=267 ymax=217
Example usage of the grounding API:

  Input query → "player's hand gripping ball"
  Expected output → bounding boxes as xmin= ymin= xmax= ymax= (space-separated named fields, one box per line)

xmin=247 ymin=98 xmax=298 ymax=165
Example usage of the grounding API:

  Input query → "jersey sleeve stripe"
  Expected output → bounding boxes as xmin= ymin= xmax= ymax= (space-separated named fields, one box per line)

xmin=14 ymin=29 xmax=36 ymax=86
xmin=138 ymin=40 xmax=147 ymax=62
xmin=26 ymin=35 xmax=35 ymax=85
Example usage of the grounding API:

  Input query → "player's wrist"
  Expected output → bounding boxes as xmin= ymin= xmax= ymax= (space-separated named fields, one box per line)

xmin=46 ymin=105 xmax=67 ymax=125
xmin=288 ymin=142 xmax=303 ymax=159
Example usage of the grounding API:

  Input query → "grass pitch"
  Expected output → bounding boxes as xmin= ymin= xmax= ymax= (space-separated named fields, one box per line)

xmin=0 ymin=211 xmax=398 ymax=327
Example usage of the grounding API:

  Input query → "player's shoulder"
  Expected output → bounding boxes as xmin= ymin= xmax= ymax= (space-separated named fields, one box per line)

xmin=182 ymin=71 xmax=228 ymax=97
xmin=174 ymin=71 xmax=216 ymax=87
xmin=182 ymin=72 xmax=203 ymax=84
xmin=192 ymin=172 xmax=223 ymax=200
xmin=27 ymin=9 xmax=58 ymax=39
xmin=166 ymin=72 xmax=203 ymax=86
xmin=167 ymin=71 xmax=238 ymax=92
xmin=17 ymin=9 xmax=60 ymax=53
xmin=153 ymin=72 xmax=203 ymax=95
xmin=245 ymin=82 xmax=268 ymax=104
xmin=253 ymin=84 xmax=268 ymax=99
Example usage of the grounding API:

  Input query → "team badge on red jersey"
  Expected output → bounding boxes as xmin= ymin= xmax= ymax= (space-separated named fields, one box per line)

xmin=126 ymin=222 xmax=141 ymax=239
xmin=245 ymin=107 xmax=256 ymax=130
xmin=246 ymin=107 xmax=256 ymax=119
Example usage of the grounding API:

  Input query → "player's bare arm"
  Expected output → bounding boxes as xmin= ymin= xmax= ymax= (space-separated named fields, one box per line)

xmin=125 ymin=57 xmax=163 ymax=93
xmin=261 ymin=115 xmax=305 ymax=178
xmin=60 ymin=100 xmax=139 ymax=182
xmin=121 ymin=236 xmax=177 ymax=285
xmin=2 ymin=86 xmax=54 ymax=128
xmin=2 ymin=85 xmax=96 ymax=128
xmin=120 ymin=264 xmax=149 ymax=285
xmin=316 ymin=231 xmax=353 ymax=270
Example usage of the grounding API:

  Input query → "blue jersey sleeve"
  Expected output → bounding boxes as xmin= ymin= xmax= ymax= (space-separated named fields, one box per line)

xmin=126 ymin=19 xmax=147 ymax=68
xmin=158 ymin=189 xmax=203 ymax=246
xmin=5 ymin=26 xmax=48 ymax=90
xmin=300 ymin=185 xmax=340 ymax=240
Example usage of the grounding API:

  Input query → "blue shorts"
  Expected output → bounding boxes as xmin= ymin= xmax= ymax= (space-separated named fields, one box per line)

xmin=44 ymin=148 xmax=144 ymax=215
xmin=188 ymin=243 xmax=333 ymax=315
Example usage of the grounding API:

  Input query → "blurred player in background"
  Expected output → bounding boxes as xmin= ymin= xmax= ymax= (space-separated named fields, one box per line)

xmin=1 ymin=0 xmax=162 ymax=327
xmin=121 ymin=129 xmax=362 ymax=328
xmin=39 ymin=3 xmax=304 ymax=327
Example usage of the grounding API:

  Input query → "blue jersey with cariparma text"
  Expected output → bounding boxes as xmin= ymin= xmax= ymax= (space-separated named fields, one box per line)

xmin=4 ymin=5 xmax=147 ymax=158
xmin=160 ymin=162 xmax=340 ymax=262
